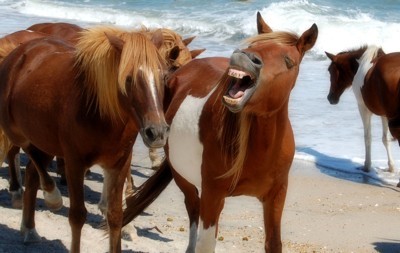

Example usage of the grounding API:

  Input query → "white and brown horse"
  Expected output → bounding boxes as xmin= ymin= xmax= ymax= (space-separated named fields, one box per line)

xmin=122 ymin=12 xmax=318 ymax=253
xmin=326 ymin=46 xmax=397 ymax=173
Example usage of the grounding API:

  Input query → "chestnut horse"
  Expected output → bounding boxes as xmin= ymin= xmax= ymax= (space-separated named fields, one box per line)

xmin=0 ymin=26 xmax=169 ymax=252
xmin=0 ymin=30 xmax=49 ymax=208
xmin=122 ymin=13 xmax=318 ymax=252
xmin=325 ymin=46 xmax=396 ymax=173
xmin=0 ymin=23 xmax=204 ymax=210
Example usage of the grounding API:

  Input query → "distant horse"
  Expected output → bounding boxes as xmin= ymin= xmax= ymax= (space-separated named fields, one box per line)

xmin=325 ymin=46 xmax=396 ymax=173
xmin=0 ymin=26 xmax=169 ymax=252
xmin=122 ymin=12 xmax=318 ymax=253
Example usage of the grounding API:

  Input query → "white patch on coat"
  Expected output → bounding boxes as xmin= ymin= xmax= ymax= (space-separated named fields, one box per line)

xmin=353 ymin=45 xmax=381 ymax=103
xmin=196 ymin=220 xmax=217 ymax=253
xmin=168 ymin=89 xmax=215 ymax=188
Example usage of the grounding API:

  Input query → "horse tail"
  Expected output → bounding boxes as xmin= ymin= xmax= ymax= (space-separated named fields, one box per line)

xmin=122 ymin=159 xmax=173 ymax=227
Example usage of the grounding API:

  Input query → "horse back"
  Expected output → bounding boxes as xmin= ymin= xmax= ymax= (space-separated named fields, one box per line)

xmin=0 ymin=37 xmax=76 ymax=153
xmin=364 ymin=52 xmax=400 ymax=117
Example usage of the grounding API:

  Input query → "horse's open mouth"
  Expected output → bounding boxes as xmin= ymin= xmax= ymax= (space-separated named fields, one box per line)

xmin=222 ymin=68 xmax=257 ymax=112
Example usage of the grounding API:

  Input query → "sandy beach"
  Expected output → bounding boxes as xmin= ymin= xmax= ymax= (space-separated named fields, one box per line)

xmin=0 ymin=139 xmax=399 ymax=253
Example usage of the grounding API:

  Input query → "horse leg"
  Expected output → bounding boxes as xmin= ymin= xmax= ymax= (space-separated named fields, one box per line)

xmin=64 ymin=156 xmax=87 ymax=253
xmin=195 ymin=189 xmax=225 ymax=253
xmin=381 ymin=117 xmax=396 ymax=173
xmin=357 ymin=104 xmax=372 ymax=172
xmin=56 ymin=157 xmax=67 ymax=185
xmin=104 ymin=158 xmax=131 ymax=253
xmin=261 ymin=181 xmax=288 ymax=253
xmin=21 ymin=160 xmax=42 ymax=243
xmin=7 ymin=146 xmax=23 ymax=209
xmin=21 ymin=146 xmax=54 ymax=243
xmin=172 ymin=170 xmax=200 ymax=253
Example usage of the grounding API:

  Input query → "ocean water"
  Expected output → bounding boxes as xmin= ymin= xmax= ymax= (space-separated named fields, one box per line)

xmin=0 ymin=0 xmax=400 ymax=185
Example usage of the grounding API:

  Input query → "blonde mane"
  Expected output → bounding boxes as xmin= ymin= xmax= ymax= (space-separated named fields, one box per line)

xmin=75 ymin=26 xmax=165 ymax=122
xmin=141 ymin=27 xmax=192 ymax=68
xmin=0 ymin=38 xmax=18 ymax=64
xmin=245 ymin=31 xmax=299 ymax=47
xmin=216 ymin=31 xmax=300 ymax=191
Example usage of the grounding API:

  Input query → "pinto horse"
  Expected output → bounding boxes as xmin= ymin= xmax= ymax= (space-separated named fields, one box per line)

xmin=325 ymin=46 xmax=397 ymax=173
xmin=0 ymin=26 xmax=169 ymax=252
xmin=122 ymin=13 xmax=318 ymax=252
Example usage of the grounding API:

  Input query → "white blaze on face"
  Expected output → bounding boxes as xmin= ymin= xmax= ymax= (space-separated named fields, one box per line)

xmin=196 ymin=220 xmax=217 ymax=253
xmin=141 ymin=66 xmax=162 ymax=119
xmin=168 ymin=88 xmax=215 ymax=188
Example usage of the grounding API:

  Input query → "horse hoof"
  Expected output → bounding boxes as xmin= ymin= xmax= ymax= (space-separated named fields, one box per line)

xmin=10 ymin=189 xmax=23 ymax=209
xmin=43 ymin=187 xmax=63 ymax=211
xmin=23 ymin=228 xmax=41 ymax=244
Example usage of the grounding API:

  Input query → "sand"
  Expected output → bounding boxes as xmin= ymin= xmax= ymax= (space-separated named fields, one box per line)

xmin=0 ymin=139 xmax=399 ymax=253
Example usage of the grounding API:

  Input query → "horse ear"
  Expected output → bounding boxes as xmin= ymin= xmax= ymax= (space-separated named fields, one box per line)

xmin=183 ymin=36 xmax=196 ymax=46
xmin=296 ymin=23 xmax=318 ymax=55
xmin=105 ymin=32 xmax=124 ymax=54
xmin=257 ymin=12 xmax=273 ymax=34
xmin=190 ymin=48 xmax=206 ymax=59
xmin=169 ymin=46 xmax=180 ymax=61
xmin=151 ymin=29 xmax=164 ymax=49
xmin=325 ymin=51 xmax=336 ymax=61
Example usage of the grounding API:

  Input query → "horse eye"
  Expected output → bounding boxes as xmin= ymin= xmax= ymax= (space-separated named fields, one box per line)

xmin=284 ymin=56 xmax=295 ymax=69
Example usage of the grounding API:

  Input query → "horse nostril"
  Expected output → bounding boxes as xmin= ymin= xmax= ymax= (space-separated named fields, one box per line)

xmin=250 ymin=54 xmax=262 ymax=65
xmin=145 ymin=127 xmax=156 ymax=142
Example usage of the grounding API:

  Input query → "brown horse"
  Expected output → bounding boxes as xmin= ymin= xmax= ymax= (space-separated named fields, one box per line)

xmin=122 ymin=12 xmax=318 ymax=253
xmin=0 ymin=30 xmax=49 ymax=208
xmin=27 ymin=22 xmax=83 ymax=44
xmin=325 ymin=46 xmax=397 ymax=173
xmin=0 ymin=26 xmax=169 ymax=252
xmin=0 ymin=23 xmax=204 ymax=211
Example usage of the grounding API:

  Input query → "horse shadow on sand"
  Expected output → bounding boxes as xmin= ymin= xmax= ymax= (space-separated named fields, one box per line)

xmin=0 ymin=153 xmax=174 ymax=246
xmin=296 ymin=146 xmax=400 ymax=189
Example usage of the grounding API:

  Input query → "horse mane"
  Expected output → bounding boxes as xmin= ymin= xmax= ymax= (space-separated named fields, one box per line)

xmin=141 ymin=27 xmax=192 ymax=68
xmin=75 ymin=26 xmax=165 ymax=122
xmin=245 ymin=31 xmax=299 ymax=47
xmin=0 ymin=38 xmax=18 ymax=64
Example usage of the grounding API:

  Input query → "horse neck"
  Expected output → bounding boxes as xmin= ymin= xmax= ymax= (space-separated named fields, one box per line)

xmin=353 ymin=46 xmax=381 ymax=92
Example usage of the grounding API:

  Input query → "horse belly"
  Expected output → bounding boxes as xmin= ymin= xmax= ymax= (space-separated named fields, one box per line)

xmin=168 ymin=94 xmax=211 ymax=188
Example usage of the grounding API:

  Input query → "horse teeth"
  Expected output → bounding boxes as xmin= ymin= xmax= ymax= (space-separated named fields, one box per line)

xmin=228 ymin=69 xmax=246 ymax=79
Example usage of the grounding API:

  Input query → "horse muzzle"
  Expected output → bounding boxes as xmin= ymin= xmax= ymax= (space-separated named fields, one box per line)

xmin=327 ymin=93 xmax=339 ymax=105
xmin=141 ymin=124 xmax=170 ymax=148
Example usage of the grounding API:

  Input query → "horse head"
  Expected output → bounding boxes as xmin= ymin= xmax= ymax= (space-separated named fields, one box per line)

xmin=105 ymin=29 xmax=170 ymax=148
xmin=222 ymin=16 xmax=318 ymax=115
xmin=325 ymin=52 xmax=354 ymax=104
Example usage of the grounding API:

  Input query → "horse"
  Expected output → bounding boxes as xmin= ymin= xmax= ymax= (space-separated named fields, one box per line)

xmin=27 ymin=22 xmax=83 ymax=44
xmin=0 ymin=26 xmax=169 ymax=252
xmin=0 ymin=23 xmax=204 ymax=211
xmin=0 ymin=30 xmax=50 ymax=208
xmin=122 ymin=12 xmax=318 ymax=253
xmin=325 ymin=46 xmax=397 ymax=173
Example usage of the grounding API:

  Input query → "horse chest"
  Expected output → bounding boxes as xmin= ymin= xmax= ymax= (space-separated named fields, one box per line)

xmin=168 ymin=92 xmax=213 ymax=188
